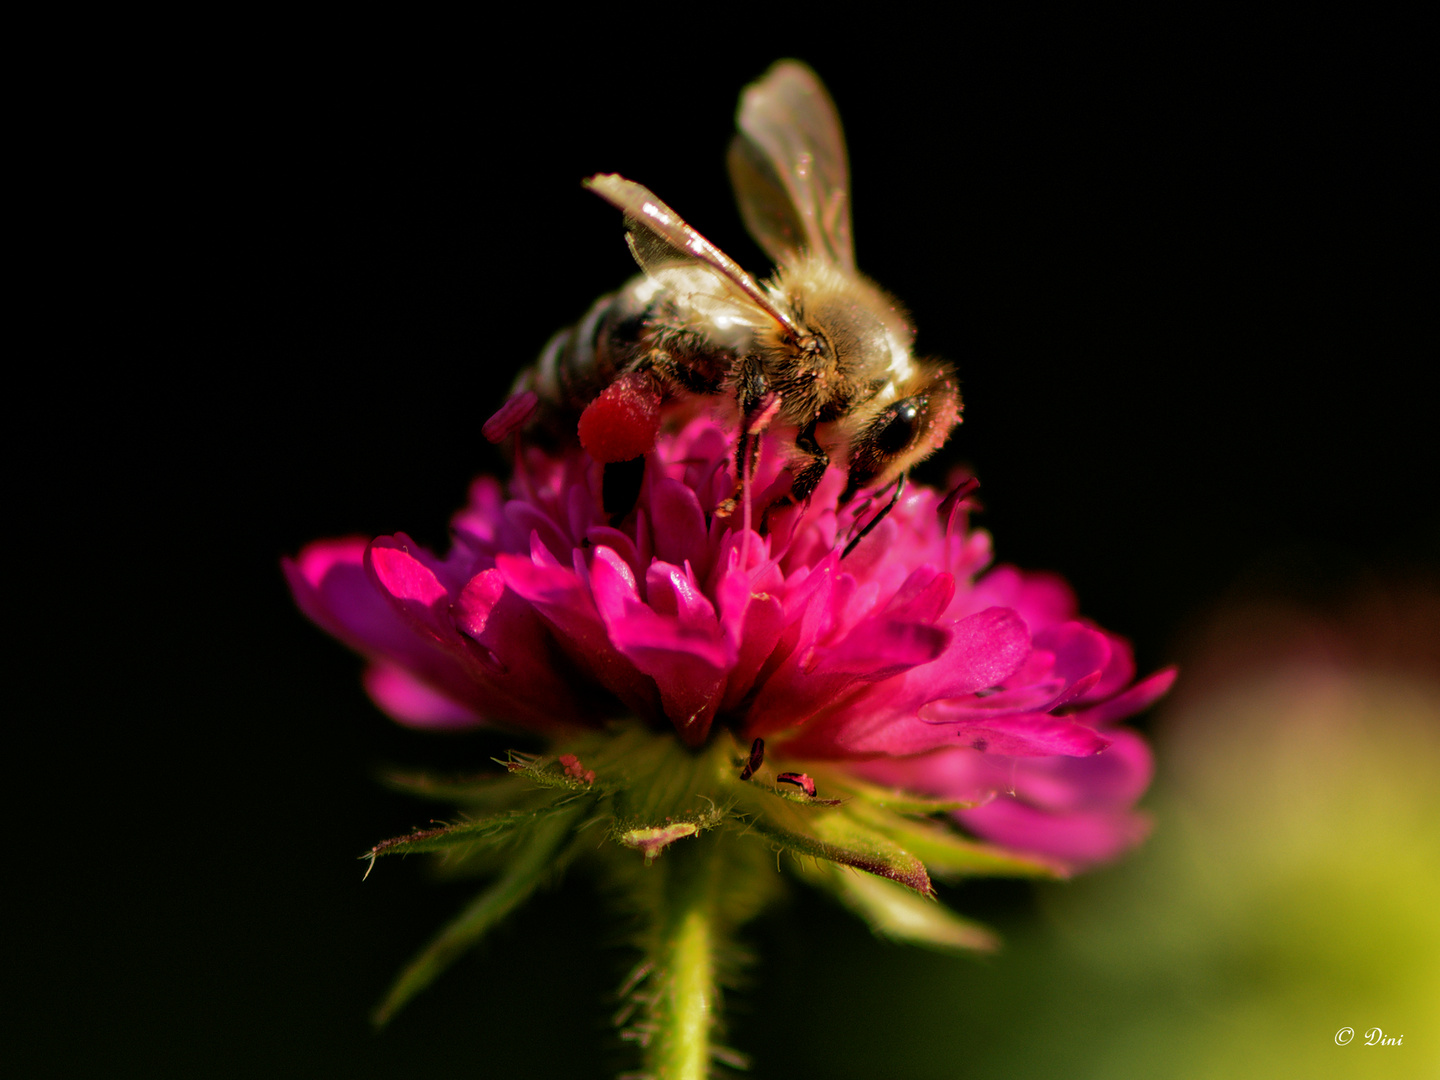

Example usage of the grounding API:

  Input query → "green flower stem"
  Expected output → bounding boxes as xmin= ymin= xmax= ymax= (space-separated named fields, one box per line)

xmin=649 ymin=838 xmax=720 ymax=1080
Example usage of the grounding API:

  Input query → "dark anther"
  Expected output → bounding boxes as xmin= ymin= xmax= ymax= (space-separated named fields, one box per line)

xmin=776 ymin=771 xmax=817 ymax=797
xmin=739 ymin=737 xmax=765 ymax=781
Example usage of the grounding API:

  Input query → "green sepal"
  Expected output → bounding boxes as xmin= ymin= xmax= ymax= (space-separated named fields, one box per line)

xmin=733 ymin=784 xmax=933 ymax=896
xmin=815 ymin=773 xmax=982 ymax=814
xmin=362 ymin=801 xmax=583 ymax=867
xmin=371 ymin=807 xmax=580 ymax=1027
xmin=501 ymin=750 xmax=623 ymax=793
xmin=798 ymin=859 xmax=999 ymax=952
xmin=845 ymin=798 xmax=1070 ymax=880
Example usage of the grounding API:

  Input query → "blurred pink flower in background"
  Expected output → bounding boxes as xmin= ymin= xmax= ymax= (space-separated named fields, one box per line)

xmin=287 ymin=419 xmax=1171 ymax=872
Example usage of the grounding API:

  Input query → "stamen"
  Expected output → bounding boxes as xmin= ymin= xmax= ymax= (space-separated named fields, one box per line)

xmin=739 ymin=737 xmax=765 ymax=780
xmin=775 ymin=772 xmax=817 ymax=797
xmin=482 ymin=391 xmax=538 ymax=443
xmin=937 ymin=476 xmax=980 ymax=540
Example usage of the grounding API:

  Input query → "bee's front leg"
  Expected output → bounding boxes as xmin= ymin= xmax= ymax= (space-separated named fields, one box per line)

xmin=788 ymin=421 xmax=829 ymax=503
xmin=716 ymin=359 xmax=773 ymax=517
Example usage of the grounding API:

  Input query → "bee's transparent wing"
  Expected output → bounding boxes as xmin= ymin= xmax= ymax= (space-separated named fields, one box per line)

xmin=585 ymin=173 xmax=797 ymax=335
xmin=728 ymin=60 xmax=854 ymax=272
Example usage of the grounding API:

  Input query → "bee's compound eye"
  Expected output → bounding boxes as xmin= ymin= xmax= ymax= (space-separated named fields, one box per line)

xmin=874 ymin=397 xmax=926 ymax=454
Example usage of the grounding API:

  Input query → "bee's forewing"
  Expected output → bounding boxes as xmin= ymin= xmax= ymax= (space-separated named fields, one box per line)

xmin=729 ymin=60 xmax=854 ymax=272
xmin=586 ymin=173 xmax=797 ymax=335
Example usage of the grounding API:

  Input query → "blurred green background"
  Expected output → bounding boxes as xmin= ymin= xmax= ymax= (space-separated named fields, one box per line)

xmin=15 ymin=14 xmax=1433 ymax=1079
xmin=747 ymin=595 xmax=1440 ymax=1079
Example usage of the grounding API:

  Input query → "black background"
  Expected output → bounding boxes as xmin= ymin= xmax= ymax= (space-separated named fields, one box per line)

xmin=14 ymin=14 xmax=1432 ymax=1077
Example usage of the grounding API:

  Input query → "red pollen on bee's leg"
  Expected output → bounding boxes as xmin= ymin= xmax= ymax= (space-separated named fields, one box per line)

xmin=578 ymin=375 xmax=662 ymax=463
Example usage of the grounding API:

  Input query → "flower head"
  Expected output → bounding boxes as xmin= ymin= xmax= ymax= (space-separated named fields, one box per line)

xmin=287 ymin=418 xmax=1171 ymax=872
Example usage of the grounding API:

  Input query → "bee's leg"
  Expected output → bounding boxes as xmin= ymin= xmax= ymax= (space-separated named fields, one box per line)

xmin=735 ymin=361 xmax=771 ymax=479
xmin=717 ymin=362 xmax=771 ymax=518
xmin=842 ymin=472 xmax=906 ymax=559
xmin=585 ymin=356 xmax=665 ymax=522
xmin=788 ymin=422 xmax=830 ymax=504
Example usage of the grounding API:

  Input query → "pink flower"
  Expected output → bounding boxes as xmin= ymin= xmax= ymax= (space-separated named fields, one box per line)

xmin=286 ymin=419 xmax=1171 ymax=872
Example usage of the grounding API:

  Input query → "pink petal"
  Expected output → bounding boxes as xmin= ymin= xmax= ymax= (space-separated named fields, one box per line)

xmin=850 ymin=748 xmax=999 ymax=806
xmin=497 ymin=551 xmax=658 ymax=717
xmin=1035 ymin=622 xmax=1112 ymax=688
xmin=587 ymin=546 xmax=641 ymax=624
xmin=766 ymin=607 xmax=1032 ymax=755
xmin=920 ymin=710 xmax=1112 ymax=756
xmin=1004 ymin=728 xmax=1154 ymax=810
xmin=363 ymin=662 xmax=484 ymax=730
xmin=883 ymin=566 xmax=956 ymax=625
xmin=965 ymin=565 xmax=1076 ymax=628
xmin=645 ymin=560 xmax=718 ymax=628
xmin=455 ymin=569 xmax=505 ymax=638
xmin=808 ymin=618 xmax=951 ymax=680
xmin=504 ymin=501 xmax=573 ymax=564
xmin=650 ymin=478 xmax=711 ymax=579
xmin=283 ymin=537 xmax=384 ymax=650
xmin=958 ymin=797 xmax=1151 ymax=870
xmin=605 ymin=609 xmax=728 ymax=745
xmin=1067 ymin=667 xmax=1178 ymax=727
xmin=366 ymin=536 xmax=456 ymax=646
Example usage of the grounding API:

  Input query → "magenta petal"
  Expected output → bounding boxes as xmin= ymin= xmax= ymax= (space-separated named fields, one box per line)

xmin=1068 ymin=667 xmax=1178 ymax=727
xmin=1078 ymin=631 xmax=1137 ymax=702
xmin=850 ymin=748 xmax=998 ymax=806
xmin=505 ymin=501 xmax=573 ymax=564
xmin=967 ymin=565 xmax=1077 ymax=628
xmin=924 ymin=710 xmax=1113 ymax=756
xmin=761 ymin=607 xmax=1032 ymax=755
xmin=586 ymin=526 xmax=641 ymax=577
xmin=496 ymin=553 xmax=598 ymax=635
xmin=1007 ymin=728 xmax=1154 ymax=810
xmin=716 ymin=569 xmax=786 ymax=711
xmin=1036 ymin=622 xmax=1112 ymax=686
xmin=363 ymin=662 xmax=484 ymax=730
xmin=959 ymin=797 xmax=1151 ymax=870
xmin=810 ymin=618 xmax=951 ymax=680
xmin=283 ymin=537 xmax=388 ymax=650
xmin=368 ymin=538 xmax=449 ymax=607
xmin=497 ymin=552 xmax=658 ymax=717
xmin=587 ymin=546 xmax=641 ymax=624
xmin=928 ymin=679 xmax=1069 ymax=719
xmin=921 ymin=607 xmax=1034 ymax=698
xmin=365 ymin=537 xmax=458 ymax=646
xmin=604 ymin=605 xmax=728 ymax=745
xmin=650 ymin=477 xmax=709 ymax=577
xmin=455 ymin=569 xmax=505 ymax=637
xmin=883 ymin=566 xmax=956 ymax=625
xmin=645 ymin=560 xmax=718 ymax=628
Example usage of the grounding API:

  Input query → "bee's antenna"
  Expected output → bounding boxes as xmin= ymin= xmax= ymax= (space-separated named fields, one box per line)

xmin=841 ymin=473 xmax=906 ymax=559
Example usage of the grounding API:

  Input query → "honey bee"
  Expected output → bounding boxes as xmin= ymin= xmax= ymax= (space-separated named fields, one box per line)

xmin=488 ymin=61 xmax=961 ymax=527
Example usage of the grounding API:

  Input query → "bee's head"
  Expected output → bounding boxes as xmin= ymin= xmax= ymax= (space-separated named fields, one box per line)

xmin=843 ymin=363 xmax=962 ymax=497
